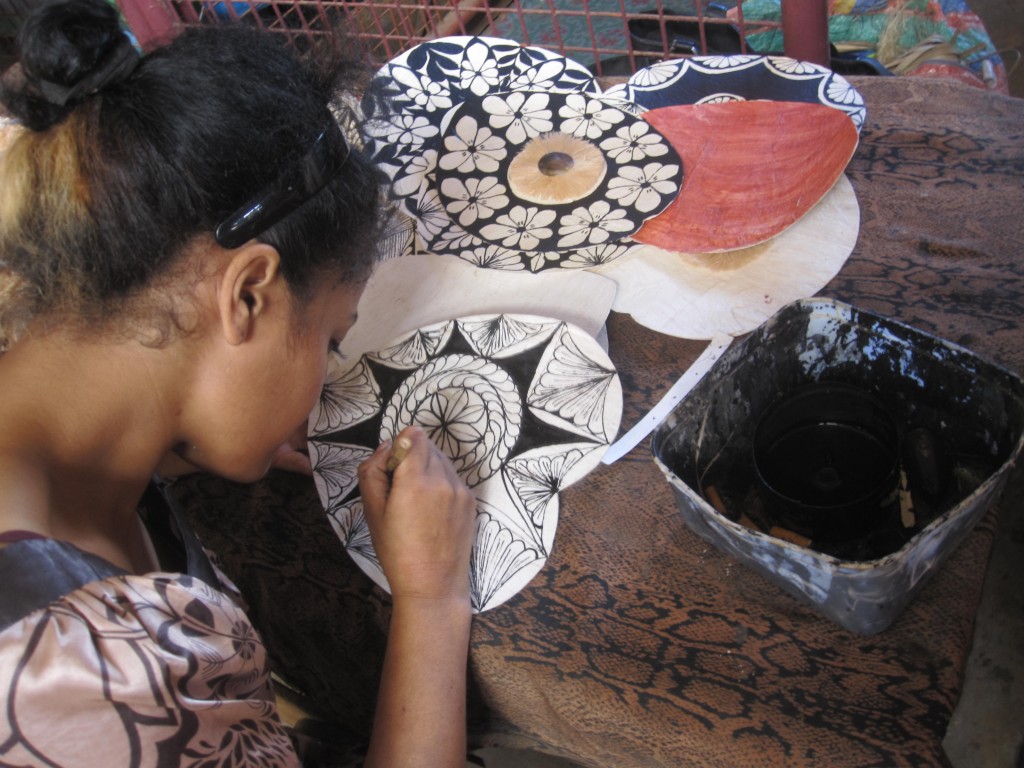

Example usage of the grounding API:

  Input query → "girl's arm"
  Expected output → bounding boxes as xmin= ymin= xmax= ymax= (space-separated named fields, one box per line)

xmin=358 ymin=426 xmax=477 ymax=768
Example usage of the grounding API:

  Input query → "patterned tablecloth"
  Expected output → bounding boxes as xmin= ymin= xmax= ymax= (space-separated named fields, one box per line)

xmin=172 ymin=76 xmax=1024 ymax=767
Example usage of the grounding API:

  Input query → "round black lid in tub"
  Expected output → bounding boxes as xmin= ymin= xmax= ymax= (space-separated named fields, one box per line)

xmin=753 ymin=381 xmax=900 ymax=543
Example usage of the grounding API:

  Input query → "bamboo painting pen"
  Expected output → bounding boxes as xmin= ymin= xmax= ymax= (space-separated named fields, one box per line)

xmin=385 ymin=434 xmax=413 ymax=474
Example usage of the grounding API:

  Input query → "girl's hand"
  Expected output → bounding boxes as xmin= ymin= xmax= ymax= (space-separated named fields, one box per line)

xmin=268 ymin=422 xmax=312 ymax=476
xmin=358 ymin=426 xmax=476 ymax=604
xmin=157 ymin=422 xmax=313 ymax=477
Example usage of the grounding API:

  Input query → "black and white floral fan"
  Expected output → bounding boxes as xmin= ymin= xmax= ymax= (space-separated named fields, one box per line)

xmin=359 ymin=36 xmax=683 ymax=272
xmin=308 ymin=314 xmax=623 ymax=613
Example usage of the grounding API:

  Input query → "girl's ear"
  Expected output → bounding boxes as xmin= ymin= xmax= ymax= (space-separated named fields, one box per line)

xmin=218 ymin=243 xmax=283 ymax=345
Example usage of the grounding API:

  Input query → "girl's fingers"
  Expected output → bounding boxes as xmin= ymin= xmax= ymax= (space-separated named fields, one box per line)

xmin=354 ymin=426 xmax=476 ymax=601
xmin=358 ymin=440 xmax=393 ymax=515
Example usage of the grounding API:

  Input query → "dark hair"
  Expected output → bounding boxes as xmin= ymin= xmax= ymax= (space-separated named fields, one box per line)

xmin=0 ymin=0 xmax=382 ymax=338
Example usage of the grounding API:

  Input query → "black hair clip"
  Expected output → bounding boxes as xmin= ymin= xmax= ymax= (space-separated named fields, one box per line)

xmin=214 ymin=119 xmax=351 ymax=250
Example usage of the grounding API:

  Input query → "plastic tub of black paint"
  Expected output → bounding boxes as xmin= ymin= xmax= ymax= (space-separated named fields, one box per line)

xmin=651 ymin=298 xmax=1024 ymax=634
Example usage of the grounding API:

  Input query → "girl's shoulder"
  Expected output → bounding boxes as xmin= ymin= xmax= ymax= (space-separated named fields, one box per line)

xmin=0 ymin=537 xmax=299 ymax=766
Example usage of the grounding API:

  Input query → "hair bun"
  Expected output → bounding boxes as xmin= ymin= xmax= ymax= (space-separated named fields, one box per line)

xmin=2 ymin=0 xmax=139 ymax=130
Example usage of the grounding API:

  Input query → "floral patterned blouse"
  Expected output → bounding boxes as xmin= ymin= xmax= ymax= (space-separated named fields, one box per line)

xmin=0 ymin=484 xmax=301 ymax=767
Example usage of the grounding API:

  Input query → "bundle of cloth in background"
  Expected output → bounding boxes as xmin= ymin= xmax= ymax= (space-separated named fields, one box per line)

xmin=489 ymin=0 xmax=1009 ymax=92
xmin=730 ymin=0 xmax=1007 ymax=91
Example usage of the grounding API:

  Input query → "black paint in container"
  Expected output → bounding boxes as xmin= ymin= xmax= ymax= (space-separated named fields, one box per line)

xmin=753 ymin=381 xmax=900 ymax=542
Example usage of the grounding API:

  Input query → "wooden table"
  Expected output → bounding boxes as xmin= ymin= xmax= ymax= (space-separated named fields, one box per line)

xmin=174 ymin=76 xmax=1024 ymax=767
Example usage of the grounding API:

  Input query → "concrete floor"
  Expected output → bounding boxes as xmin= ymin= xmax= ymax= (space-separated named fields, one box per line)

xmin=936 ymin=4 xmax=1024 ymax=766
xmin=943 ymin=471 xmax=1024 ymax=768
xmin=972 ymin=0 xmax=1024 ymax=99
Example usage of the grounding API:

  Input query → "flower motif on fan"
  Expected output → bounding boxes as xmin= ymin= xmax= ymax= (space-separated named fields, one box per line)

xmin=391 ymin=150 xmax=436 ymax=201
xmin=527 ymin=323 xmax=619 ymax=442
xmin=390 ymin=66 xmax=455 ymax=112
xmin=504 ymin=444 xmax=593 ymax=535
xmin=364 ymin=38 xmax=684 ymax=271
xmin=483 ymin=91 xmax=554 ymax=144
xmin=600 ymin=120 xmax=671 ymax=163
xmin=826 ymin=76 xmax=864 ymax=107
xmin=559 ymin=91 xmax=626 ymax=139
xmin=479 ymin=205 xmax=557 ymax=251
xmin=628 ymin=58 xmax=686 ymax=87
xmin=462 ymin=243 xmax=526 ymax=271
xmin=458 ymin=38 xmax=504 ymax=96
xmin=429 ymin=214 xmax=480 ymax=254
xmin=696 ymin=93 xmax=744 ymax=104
xmin=563 ymin=243 xmax=631 ymax=268
xmin=556 ymin=200 xmax=634 ymax=247
xmin=695 ymin=54 xmax=762 ymax=71
xmin=411 ymin=187 xmax=450 ymax=238
xmin=363 ymin=112 xmax=438 ymax=151
xmin=417 ymin=387 xmax=487 ymax=460
xmin=328 ymin=500 xmax=380 ymax=572
xmin=508 ymin=57 xmax=583 ymax=91
xmin=438 ymin=115 xmax=507 ymax=174
xmin=439 ymin=175 xmax=510 ymax=227
xmin=380 ymin=353 xmax=522 ymax=487
xmin=606 ymin=163 xmax=682 ymax=213
xmin=528 ymin=250 xmax=565 ymax=272
xmin=767 ymin=55 xmax=826 ymax=76
xmin=314 ymin=358 xmax=381 ymax=433
xmin=369 ymin=321 xmax=454 ymax=369
xmin=310 ymin=442 xmax=373 ymax=504
xmin=471 ymin=506 xmax=544 ymax=612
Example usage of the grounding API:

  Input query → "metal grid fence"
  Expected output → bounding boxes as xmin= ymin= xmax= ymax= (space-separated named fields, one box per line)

xmin=1 ymin=0 xmax=795 ymax=78
xmin=166 ymin=0 xmax=784 ymax=75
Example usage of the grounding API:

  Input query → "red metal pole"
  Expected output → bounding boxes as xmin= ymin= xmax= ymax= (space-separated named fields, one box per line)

xmin=781 ymin=0 xmax=830 ymax=67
